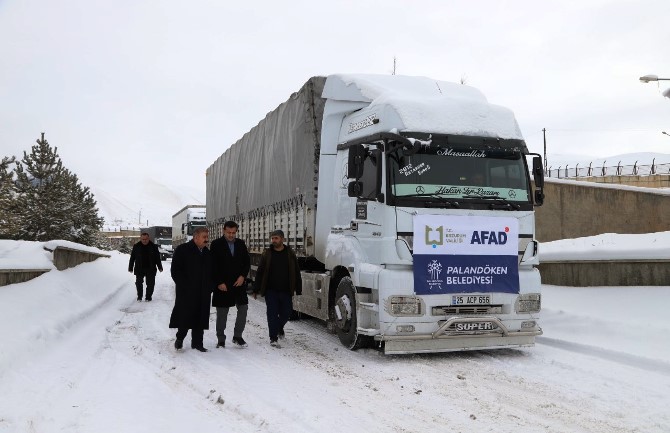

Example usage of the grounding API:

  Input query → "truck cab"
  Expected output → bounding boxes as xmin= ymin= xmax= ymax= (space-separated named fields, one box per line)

xmin=314 ymin=75 xmax=545 ymax=353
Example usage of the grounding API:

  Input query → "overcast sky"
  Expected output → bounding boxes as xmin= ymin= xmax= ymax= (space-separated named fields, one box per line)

xmin=1 ymin=0 xmax=669 ymax=191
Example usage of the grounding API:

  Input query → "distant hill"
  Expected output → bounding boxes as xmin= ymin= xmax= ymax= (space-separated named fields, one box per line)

xmin=89 ymin=175 xmax=204 ymax=231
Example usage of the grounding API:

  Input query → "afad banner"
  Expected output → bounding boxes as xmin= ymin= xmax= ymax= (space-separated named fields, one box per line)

xmin=413 ymin=215 xmax=519 ymax=295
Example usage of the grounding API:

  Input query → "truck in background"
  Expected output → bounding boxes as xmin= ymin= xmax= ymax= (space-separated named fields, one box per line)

xmin=172 ymin=205 xmax=206 ymax=248
xmin=140 ymin=226 xmax=173 ymax=261
xmin=206 ymin=74 xmax=545 ymax=355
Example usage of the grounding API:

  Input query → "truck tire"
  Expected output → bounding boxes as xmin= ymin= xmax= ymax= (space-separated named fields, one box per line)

xmin=334 ymin=277 xmax=367 ymax=350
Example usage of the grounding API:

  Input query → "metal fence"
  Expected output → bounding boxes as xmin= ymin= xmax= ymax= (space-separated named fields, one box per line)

xmin=546 ymin=159 xmax=670 ymax=179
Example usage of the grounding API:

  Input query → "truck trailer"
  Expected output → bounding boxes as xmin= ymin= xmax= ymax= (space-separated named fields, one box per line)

xmin=172 ymin=205 xmax=206 ymax=248
xmin=206 ymin=74 xmax=545 ymax=354
xmin=140 ymin=225 xmax=173 ymax=260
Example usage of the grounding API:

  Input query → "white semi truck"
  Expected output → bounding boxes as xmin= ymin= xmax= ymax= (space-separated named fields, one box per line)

xmin=206 ymin=74 xmax=545 ymax=354
xmin=172 ymin=205 xmax=206 ymax=248
xmin=140 ymin=225 xmax=173 ymax=260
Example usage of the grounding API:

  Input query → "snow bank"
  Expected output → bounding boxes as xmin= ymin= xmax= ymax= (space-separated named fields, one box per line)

xmin=0 ymin=240 xmax=54 ymax=270
xmin=540 ymin=231 xmax=670 ymax=261
xmin=44 ymin=239 xmax=110 ymax=255
xmin=0 ymin=241 xmax=129 ymax=373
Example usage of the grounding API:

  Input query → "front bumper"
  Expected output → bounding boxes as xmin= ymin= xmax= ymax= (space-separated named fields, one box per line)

xmin=374 ymin=316 xmax=542 ymax=355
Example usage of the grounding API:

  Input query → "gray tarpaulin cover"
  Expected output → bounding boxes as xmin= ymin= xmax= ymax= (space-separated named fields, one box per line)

xmin=206 ymin=77 xmax=326 ymax=223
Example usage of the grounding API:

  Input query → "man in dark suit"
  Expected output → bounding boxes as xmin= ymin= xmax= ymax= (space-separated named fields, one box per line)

xmin=128 ymin=232 xmax=163 ymax=301
xmin=169 ymin=227 xmax=213 ymax=352
xmin=210 ymin=220 xmax=251 ymax=348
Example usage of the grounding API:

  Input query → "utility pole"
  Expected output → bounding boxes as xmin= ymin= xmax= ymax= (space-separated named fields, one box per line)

xmin=542 ymin=128 xmax=547 ymax=174
xmin=392 ymin=56 xmax=397 ymax=75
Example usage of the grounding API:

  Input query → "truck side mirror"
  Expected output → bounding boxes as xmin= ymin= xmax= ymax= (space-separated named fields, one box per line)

xmin=348 ymin=181 xmax=363 ymax=197
xmin=532 ymin=156 xmax=545 ymax=206
xmin=347 ymin=144 xmax=366 ymax=179
xmin=181 ymin=223 xmax=186 ymax=235
xmin=532 ymin=156 xmax=544 ymax=188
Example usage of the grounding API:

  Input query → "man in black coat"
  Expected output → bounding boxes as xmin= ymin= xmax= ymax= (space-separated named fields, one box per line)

xmin=210 ymin=220 xmax=251 ymax=348
xmin=128 ymin=232 xmax=163 ymax=301
xmin=169 ymin=227 xmax=213 ymax=352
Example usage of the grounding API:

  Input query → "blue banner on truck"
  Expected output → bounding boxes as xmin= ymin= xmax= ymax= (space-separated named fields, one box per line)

xmin=412 ymin=215 xmax=520 ymax=295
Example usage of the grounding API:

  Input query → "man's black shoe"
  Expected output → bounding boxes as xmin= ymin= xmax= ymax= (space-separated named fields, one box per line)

xmin=145 ymin=297 xmax=152 ymax=302
xmin=278 ymin=329 xmax=285 ymax=340
xmin=137 ymin=297 xmax=142 ymax=302
xmin=174 ymin=338 xmax=183 ymax=350
xmin=216 ymin=340 xmax=225 ymax=348
xmin=192 ymin=345 xmax=208 ymax=352
xmin=232 ymin=337 xmax=248 ymax=348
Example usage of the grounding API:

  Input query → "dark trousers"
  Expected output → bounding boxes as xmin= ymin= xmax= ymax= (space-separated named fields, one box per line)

xmin=265 ymin=290 xmax=293 ymax=341
xmin=176 ymin=328 xmax=204 ymax=347
xmin=135 ymin=272 xmax=156 ymax=299
xmin=216 ymin=304 xmax=248 ymax=341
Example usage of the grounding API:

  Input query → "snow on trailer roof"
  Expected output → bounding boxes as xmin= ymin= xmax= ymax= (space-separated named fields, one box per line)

xmin=324 ymin=74 xmax=524 ymax=140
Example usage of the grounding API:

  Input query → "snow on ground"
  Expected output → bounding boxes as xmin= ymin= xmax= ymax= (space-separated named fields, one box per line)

xmin=0 ymin=240 xmax=669 ymax=433
xmin=540 ymin=231 xmax=670 ymax=261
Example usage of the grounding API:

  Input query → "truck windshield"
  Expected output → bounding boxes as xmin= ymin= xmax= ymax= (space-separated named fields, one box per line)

xmin=187 ymin=221 xmax=207 ymax=235
xmin=387 ymin=145 xmax=531 ymax=204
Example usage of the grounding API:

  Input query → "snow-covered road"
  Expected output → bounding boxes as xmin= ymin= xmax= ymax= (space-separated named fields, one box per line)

xmin=1 ymin=257 xmax=669 ymax=433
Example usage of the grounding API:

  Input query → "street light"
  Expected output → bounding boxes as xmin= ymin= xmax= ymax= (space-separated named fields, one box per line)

xmin=639 ymin=74 xmax=670 ymax=83
xmin=640 ymin=74 xmax=670 ymax=99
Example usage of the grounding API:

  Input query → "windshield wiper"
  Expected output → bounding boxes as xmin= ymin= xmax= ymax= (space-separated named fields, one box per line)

xmin=462 ymin=194 xmax=521 ymax=210
xmin=398 ymin=194 xmax=460 ymax=208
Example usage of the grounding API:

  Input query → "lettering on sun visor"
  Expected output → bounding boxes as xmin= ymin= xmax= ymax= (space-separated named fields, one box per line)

xmin=436 ymin=149 xmax=486 ymax=158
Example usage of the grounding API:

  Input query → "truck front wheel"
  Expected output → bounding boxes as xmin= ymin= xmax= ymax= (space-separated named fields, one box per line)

xmin=334 ymin=277 xmax=366 ymax=350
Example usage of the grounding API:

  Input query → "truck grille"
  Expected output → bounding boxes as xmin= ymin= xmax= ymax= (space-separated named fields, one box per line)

xmin=432 ymin=305 xmax=502 ymax=315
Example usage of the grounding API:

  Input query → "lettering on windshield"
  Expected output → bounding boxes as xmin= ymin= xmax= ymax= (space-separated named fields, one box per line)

xmin=436 ymin=149 xmax=487 ymax=157
xmin=435 ymin=186 xmax=499 ymax=196
xmin=399 ymin=162 xmax=431 ymax=176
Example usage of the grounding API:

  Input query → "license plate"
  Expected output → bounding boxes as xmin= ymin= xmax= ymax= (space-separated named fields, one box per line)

xmin=454 ymin=322 xmax=497 ymax=332
xmin=451 ymin=295 xmax=491 ymax=305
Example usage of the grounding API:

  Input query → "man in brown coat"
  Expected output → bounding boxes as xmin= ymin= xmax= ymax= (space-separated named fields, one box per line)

xmin=253 ymin=230 xmax=302 ymax=348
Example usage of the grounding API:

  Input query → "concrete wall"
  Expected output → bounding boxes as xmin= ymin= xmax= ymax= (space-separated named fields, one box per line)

xmin=0 ymin=269 xmax=51 ymax=287
xmin=51 ymin=246 xmax=111 ymax=271
xmin=535 ymin=179 xmax=670 ymax=242
xmin=539 ymin=260 xmax=670 ymax=287
xmin=575 ymin=174 xmax=670 ymax=189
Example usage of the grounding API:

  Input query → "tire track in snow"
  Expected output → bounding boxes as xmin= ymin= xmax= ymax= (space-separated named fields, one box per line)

xmin=537 ymin=336 xmax=670 ymax=376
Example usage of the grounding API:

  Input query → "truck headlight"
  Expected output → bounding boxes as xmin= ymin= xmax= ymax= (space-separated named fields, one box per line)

xmin=521 ymin=321 xmax=536 ymax=329
xmin=389 ymin=296 xmax=423 ymax=316
xmin=515 ymin=293 xmax=541 ymax=313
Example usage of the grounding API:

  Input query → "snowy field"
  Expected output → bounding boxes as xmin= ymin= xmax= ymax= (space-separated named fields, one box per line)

xmin=0 ymin=240 xmax=669 ymax=433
